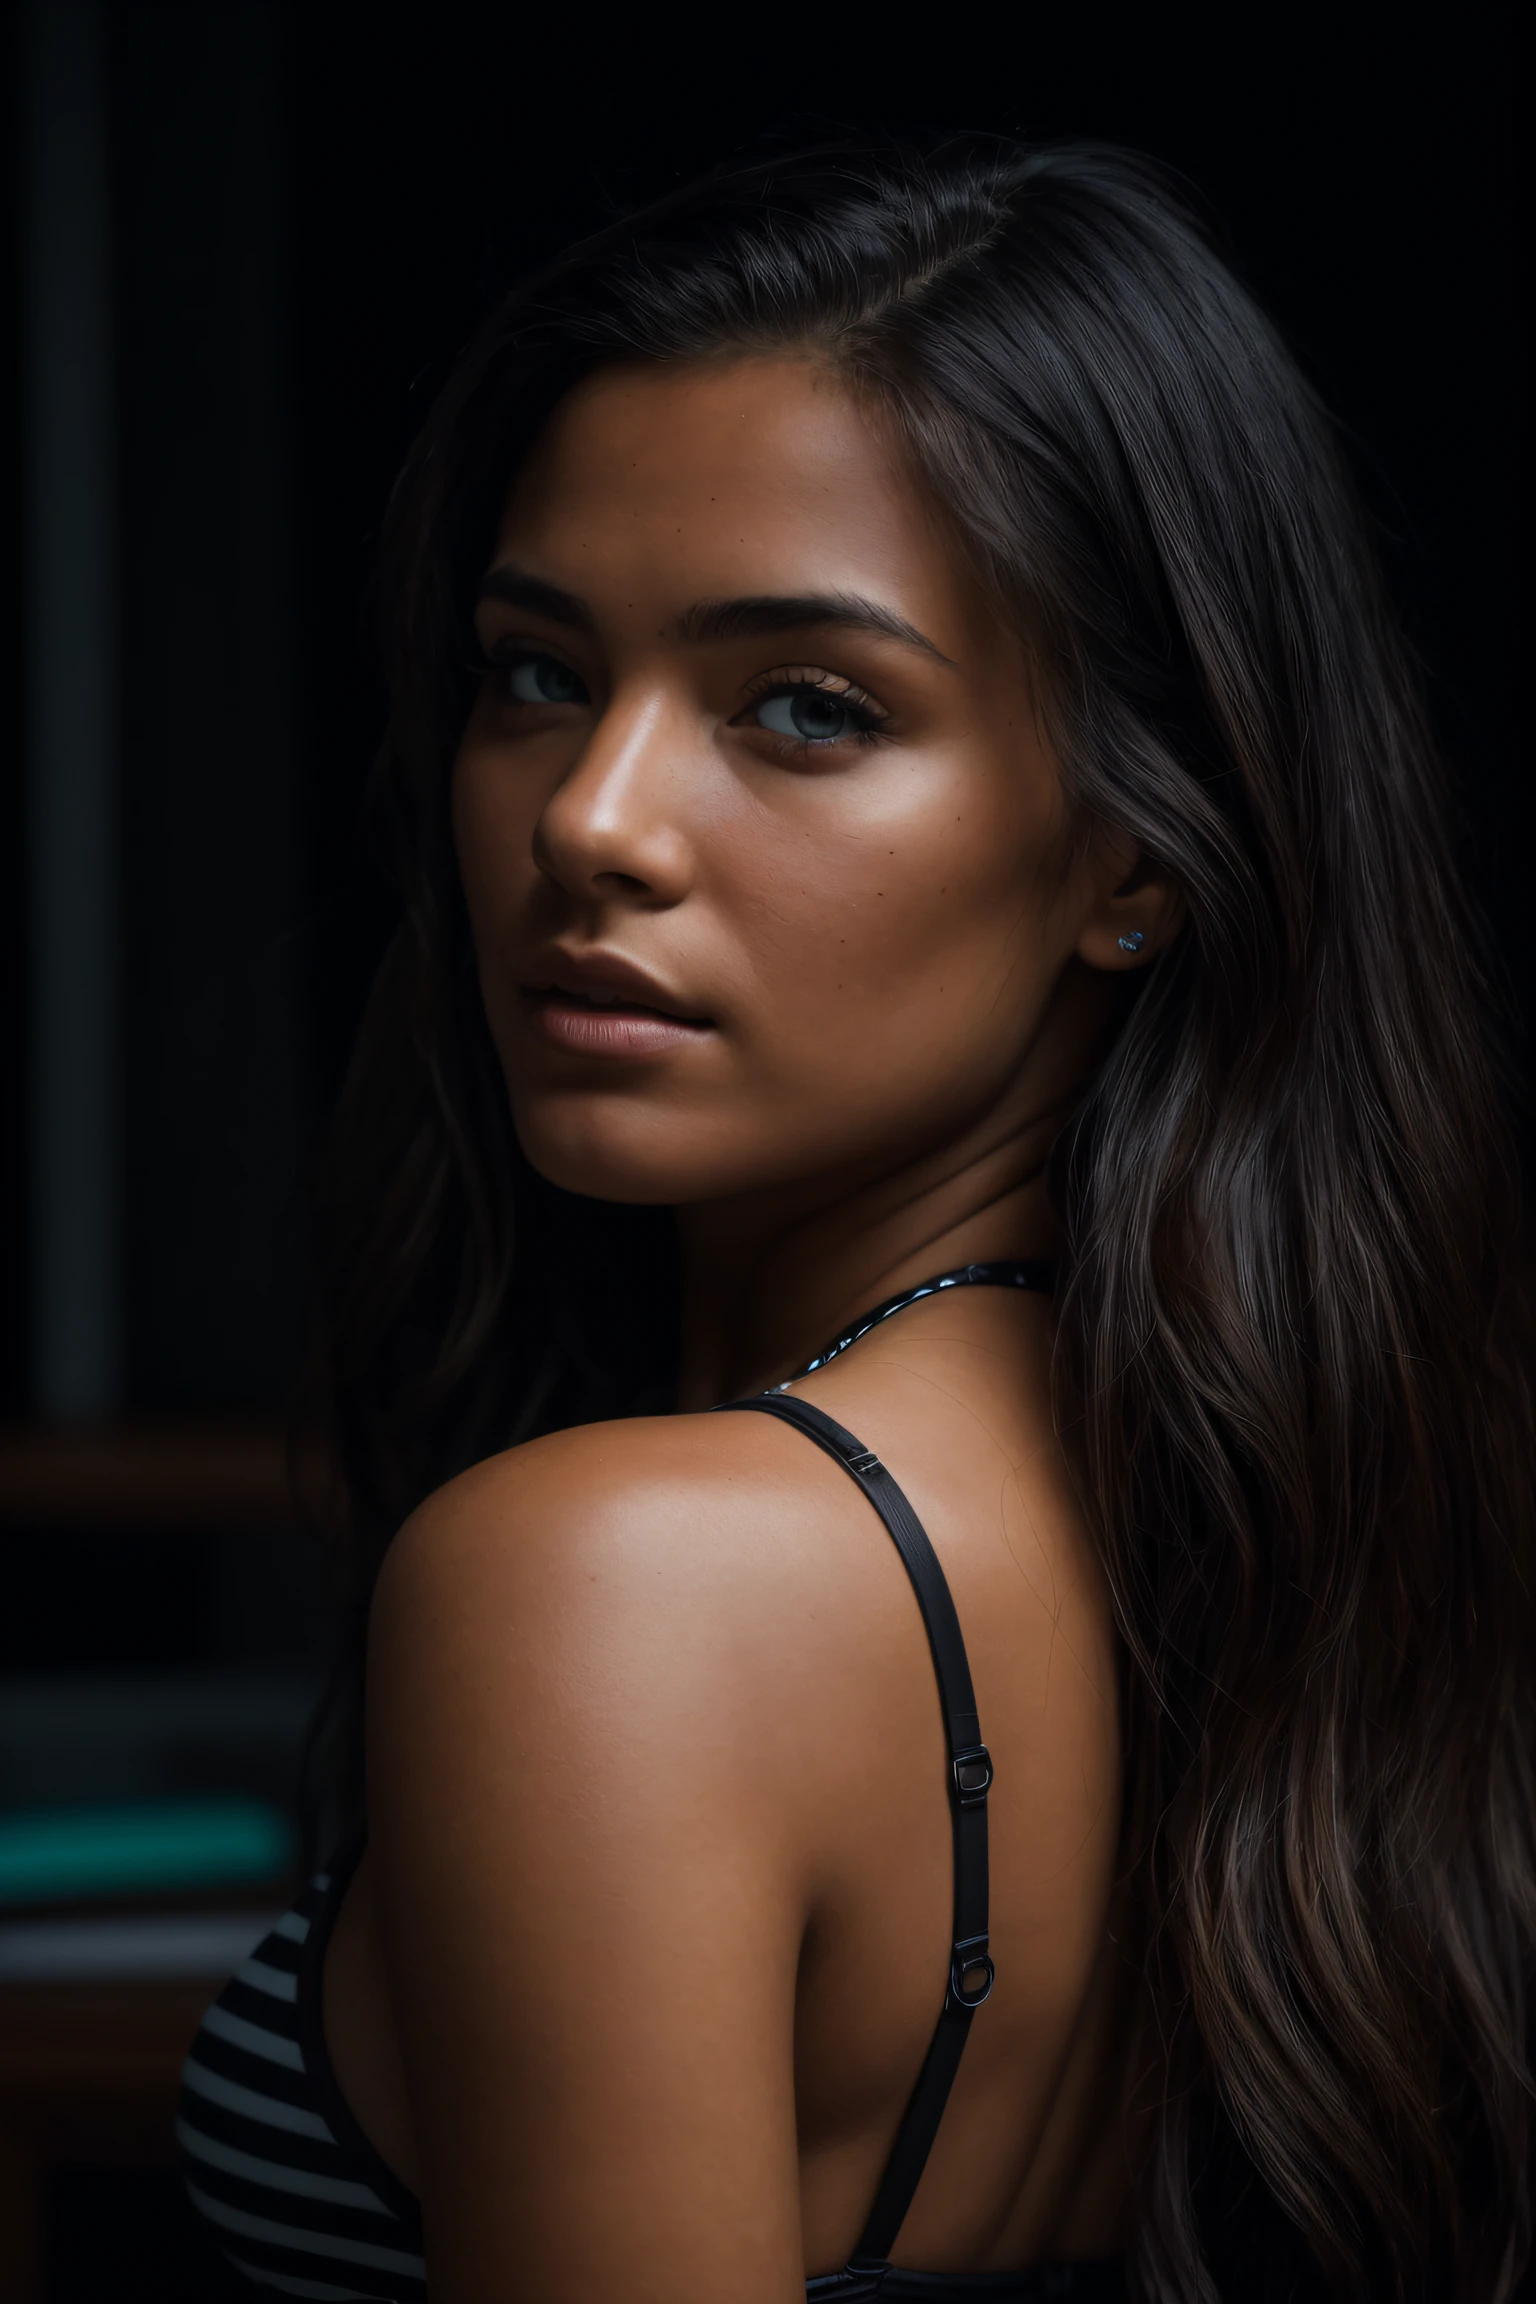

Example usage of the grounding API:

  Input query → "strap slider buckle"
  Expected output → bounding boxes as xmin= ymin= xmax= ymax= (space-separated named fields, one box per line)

xmin=845 ymin=1448 xmax=882 ymax=1476
xmin=952 ymin=1743 xmax=993 ymax=1807
xmin=950 ymin=1933 xmax=995 ymax=2009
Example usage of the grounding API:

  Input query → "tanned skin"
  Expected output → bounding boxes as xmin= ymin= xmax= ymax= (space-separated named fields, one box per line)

xmin=321 ymin=356 xmax=1181 ymax=2302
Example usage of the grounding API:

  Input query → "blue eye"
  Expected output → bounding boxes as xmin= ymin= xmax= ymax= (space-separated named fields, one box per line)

xmin=505 ymin=653 xmax=588 ymax=705
xmin=753 ymin=687 xmax=870 ymax=743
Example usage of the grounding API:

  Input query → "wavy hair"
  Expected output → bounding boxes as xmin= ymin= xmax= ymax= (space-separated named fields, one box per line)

xmin=301 ymin=138 xmax=1534 ymax=2301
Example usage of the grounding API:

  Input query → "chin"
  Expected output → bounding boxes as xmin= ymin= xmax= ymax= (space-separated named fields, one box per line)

xmin=510 ymin=1095 xmax=720 ymax=1207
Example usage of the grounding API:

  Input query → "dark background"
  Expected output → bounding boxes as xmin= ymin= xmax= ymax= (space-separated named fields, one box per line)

xmin=3 ymin=3 xmax=1527 ymax=1426
xmin=1 ymin=5 xmax=1526 ymax=2295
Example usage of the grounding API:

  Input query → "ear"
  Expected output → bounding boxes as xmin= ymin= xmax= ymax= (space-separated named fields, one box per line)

xmin=1074 ymin=825 xmax=1185 ymax=973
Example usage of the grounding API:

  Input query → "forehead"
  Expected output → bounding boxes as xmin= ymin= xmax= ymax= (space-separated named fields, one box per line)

xmin=493 ymin=356 xmax=976 ymax=632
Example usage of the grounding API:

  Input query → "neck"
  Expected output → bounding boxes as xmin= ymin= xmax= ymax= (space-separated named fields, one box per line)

xmin=674 ymin=1092 xmax=1071 ymax=1410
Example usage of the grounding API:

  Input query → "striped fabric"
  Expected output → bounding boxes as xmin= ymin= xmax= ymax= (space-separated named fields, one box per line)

xmin=180 ymin=1871 xmax=1127 ymax=2302
xmin=179 ymin=1869 xmax=427 ymax=2301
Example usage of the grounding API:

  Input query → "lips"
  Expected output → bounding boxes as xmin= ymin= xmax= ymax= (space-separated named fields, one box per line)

xmin=520 ymin=950 xmax=713 ymax=1059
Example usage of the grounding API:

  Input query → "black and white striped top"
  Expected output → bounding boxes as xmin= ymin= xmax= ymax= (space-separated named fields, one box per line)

xmin=178 ymin=1860 xmax=427 ymax=2300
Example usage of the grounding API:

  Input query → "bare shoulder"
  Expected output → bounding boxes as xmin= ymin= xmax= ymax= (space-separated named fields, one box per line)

xmin=370 ymin=1291 xmax=1112 ymax=1757
xmin=365 ymin=1405 xmax=908 ymax=1818
xmin=373 ymin=1403 xmax=864 ymax=1665
xmin=362 ymin=1414 xmax=861 ymax=2300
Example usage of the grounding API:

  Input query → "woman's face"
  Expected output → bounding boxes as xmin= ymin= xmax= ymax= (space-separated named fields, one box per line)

xmin=454 ymin=356 xmax=1124 ymax=1210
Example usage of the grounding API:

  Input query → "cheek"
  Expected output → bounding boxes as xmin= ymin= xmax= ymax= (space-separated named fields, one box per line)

xmin=721 ymin=779 xmax=1063 ymax=1118
xmin=451 ymin=746 xmax=540 ymax=973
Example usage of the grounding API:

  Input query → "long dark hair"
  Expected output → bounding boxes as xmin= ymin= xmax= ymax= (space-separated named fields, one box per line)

xmin=302 ymin=138 xmax=1534 ymax=2301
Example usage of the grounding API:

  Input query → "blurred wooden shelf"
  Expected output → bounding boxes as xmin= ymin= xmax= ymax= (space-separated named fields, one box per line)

xmin=0 ymin=1969 xmax=228 ymax=2300
xmin=0 ymin=1420 xmax=293 ymax=1529
xmin=0 ymin=1975 xmax=214 ymax=2164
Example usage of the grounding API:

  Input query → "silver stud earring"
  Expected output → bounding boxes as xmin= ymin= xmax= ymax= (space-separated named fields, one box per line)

xmin=1117 ymin=929 xmax=1145 ymax=954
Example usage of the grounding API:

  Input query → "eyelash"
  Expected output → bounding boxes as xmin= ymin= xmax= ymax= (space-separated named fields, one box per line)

xmin=737 ymin=668 xmax=890 ymax=749
xmin=468 ymin=645 xmax=892 ymax=750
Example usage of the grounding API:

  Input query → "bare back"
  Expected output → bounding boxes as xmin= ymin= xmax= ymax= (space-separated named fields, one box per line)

xmin=324 ymin=1284 xmax=1133 ymax=2291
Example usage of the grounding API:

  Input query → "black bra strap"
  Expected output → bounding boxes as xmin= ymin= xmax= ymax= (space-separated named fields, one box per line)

xmin=718 ymin=1392 xmax=995 ymax=2269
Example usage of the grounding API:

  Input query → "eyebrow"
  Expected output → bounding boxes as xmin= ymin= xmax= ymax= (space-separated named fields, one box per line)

xmin=475 ymin=567 xmax=595 ymax=631
xmin=676 ymin=593 xmax=953 ymax=663
xmin=475 ymin=566 xmax=953 ymax=664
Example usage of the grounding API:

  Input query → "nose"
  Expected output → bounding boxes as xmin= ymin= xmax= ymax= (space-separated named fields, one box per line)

xmin=531 ymin=686 xmax=694 ymax=907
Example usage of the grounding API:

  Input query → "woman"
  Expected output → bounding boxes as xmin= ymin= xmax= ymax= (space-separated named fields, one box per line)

xmin=179 ymin=139 xmax=1533 ymax=2301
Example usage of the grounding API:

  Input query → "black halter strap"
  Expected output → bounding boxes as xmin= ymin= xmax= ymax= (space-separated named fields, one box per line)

xmin=773 ymin=1258 xmax=1056 ymax=1387
xmin=717 ymin=1260 xmax=1052 ymax=2276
